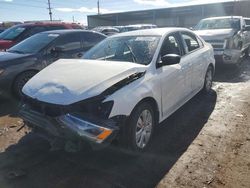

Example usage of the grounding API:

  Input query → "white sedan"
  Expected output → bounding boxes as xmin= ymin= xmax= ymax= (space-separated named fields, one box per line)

xmin=20 ymin=28 xmax=215 ymax=152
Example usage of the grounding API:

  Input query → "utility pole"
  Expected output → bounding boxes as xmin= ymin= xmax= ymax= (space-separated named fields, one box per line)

xmin=48 ymin=0 xmax=53 ymax=21
xmin=97 ymin=0 xmax=100 ymax=15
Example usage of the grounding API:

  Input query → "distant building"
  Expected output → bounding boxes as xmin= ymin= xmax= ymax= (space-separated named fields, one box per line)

xmin=87 ymin=1 xmax=250 ymax=28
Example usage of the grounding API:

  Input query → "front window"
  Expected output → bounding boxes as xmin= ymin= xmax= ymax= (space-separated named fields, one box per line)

xmin=8 ymin=33 xmax=59 ymax=54
xmin=0 ymin=26 xmax=27 ymax=40
xmin=83 ymin=35 xmax=160 ymax=65
xmin=194 ymin=18 xmax=240 ymax=30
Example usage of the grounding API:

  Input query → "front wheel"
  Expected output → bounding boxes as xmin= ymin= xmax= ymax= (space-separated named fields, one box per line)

xmin=202 ymin=66 xmax=213 ymax=94
xmin=121 ymin=102 xmax=155 ymax=152
xmin=12 ymin=71 xmax=37 ymax=98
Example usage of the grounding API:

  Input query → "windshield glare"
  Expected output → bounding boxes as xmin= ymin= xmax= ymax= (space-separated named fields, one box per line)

xmin=8 ymin=33 xmax=59 ymax=54
xmin=0 ymin=26 xmax=26 ymax=40
xmin=195 ymin=18 xmax=240 ymax=30
xmin=83 ymin=35 xmax=160 ymax=65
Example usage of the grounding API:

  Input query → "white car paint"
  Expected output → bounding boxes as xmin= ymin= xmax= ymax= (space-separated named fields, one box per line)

xmin=23 ymin=59 xmax=146 ymax=105
xmin=23 ymin=28 xmax=215 ymax=124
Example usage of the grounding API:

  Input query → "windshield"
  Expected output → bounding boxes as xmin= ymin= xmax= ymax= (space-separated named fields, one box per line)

xmin=8 ymin=33 xmax=59 ymax=54
xmin=0 ymin=25 xmax=27 ymax=40
xmin=83 ymin=35 xmax=160 ymax=65
xmin=194 ymin=18 xmax=240 ymax=30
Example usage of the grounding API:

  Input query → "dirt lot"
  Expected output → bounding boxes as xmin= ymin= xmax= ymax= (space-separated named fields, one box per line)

xmin=0 ymin=58 xmax=250 ymax=188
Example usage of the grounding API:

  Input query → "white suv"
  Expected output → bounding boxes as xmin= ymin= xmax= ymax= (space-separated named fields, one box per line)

xmin=20 ymin=28 xmax=215 ymax=151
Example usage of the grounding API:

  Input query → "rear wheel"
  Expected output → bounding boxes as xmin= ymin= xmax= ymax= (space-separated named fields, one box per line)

xmin=122 ymin=102 xmax=155 ymax=152
xmin=12 ymin=71 xmax=37 ymax=98
xmin=202 ymin=66 xmax=213 ymax=94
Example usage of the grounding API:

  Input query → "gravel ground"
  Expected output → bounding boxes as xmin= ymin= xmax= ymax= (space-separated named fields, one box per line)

xmin=0 ymin=58 xmax=250 ymax=188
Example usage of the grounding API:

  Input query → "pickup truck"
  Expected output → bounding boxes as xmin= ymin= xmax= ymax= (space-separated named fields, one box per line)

xmin=194 ymin=16 xmax=250 ymax=65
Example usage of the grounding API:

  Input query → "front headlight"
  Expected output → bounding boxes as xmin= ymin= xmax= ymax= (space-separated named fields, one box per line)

xmin=58 ymin=113 xmax=114 ymax=143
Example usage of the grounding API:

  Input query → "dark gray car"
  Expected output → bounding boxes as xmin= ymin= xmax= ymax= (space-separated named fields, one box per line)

xmin=0 ymin=30 xmax=106 ymax=98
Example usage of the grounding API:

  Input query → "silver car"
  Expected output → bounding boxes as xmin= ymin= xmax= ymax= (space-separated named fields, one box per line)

xmin=194 ymin=16 xmax=250 ymax=65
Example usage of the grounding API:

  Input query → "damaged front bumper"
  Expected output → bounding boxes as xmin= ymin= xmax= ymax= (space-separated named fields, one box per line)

xmin=19 ymin=104 xmax=119 ymax=144
xmin=214 ymin=49 xmax=242 ymax=64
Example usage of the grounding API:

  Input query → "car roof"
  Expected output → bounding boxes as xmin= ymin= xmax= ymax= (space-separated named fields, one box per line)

xmin=40 ymin=29 xmax=106 ymax=36
xmin=109 ymin=27 xmax=191 ymax=37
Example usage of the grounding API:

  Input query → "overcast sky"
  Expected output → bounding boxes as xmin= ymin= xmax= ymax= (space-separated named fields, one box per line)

xmin=0 ymin=0 xmax=234 ymax=25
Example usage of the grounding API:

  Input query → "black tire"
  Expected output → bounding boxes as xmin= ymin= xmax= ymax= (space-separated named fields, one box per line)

xmin=12 ymin=71 xmax=37 ymax=98
xmin=201 ymin=66 xmax=213 ymax=94
xmin=121 ymin=102 xmax=155 ymax=152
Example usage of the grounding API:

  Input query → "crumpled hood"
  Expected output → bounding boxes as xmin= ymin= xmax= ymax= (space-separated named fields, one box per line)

xmin=23 ymin=59 xmax=146 ymax=105
xmin=194 ymin=29 xmax=236 ymax=41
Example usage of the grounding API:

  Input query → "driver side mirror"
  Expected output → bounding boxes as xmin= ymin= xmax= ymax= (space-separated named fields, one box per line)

xmin=159 ymin=54 xmax=181 ymax=67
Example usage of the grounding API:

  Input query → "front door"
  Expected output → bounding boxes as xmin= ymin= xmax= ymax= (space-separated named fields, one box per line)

xmin=157 ymin=33 xmax=191 ymax=118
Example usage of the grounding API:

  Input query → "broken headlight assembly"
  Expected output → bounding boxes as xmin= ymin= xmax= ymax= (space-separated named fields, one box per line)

xmin=57 ymin=113 xmax=115 ymax=143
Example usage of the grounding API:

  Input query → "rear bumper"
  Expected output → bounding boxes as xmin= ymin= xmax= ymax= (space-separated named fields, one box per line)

xmin=19 ymin=104 xmax=120 ymax=145
xmin=214 ymin=49 xmax=242 ymax=64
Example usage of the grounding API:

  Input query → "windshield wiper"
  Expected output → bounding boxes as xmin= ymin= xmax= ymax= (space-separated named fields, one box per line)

xmin=124 ymin=42 xmax=137 ymax=63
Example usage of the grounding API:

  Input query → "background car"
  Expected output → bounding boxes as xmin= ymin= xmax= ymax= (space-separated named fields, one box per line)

xmin=20 ymin=28 xmax=215 ymax=152
xmin=0 ymin=22 xmax=83 ymax=51
xmin=92 ymin=26 xmax=120 ymax=36
xmin=0 ymin=29 xmax=106 ymax=98
xmin=123 ymin=24 xmax=157 ymax=32
xmin=194 ymin=16 xmax=250 ymax=65
xmin=114 ymin=24 xmax=157 ymax=33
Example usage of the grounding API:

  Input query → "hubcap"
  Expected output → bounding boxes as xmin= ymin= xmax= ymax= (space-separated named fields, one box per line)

xmin=135 ymin=109 xmax=153 ymax=149
xmin=205 ymin=69 xmax=212 ymax=91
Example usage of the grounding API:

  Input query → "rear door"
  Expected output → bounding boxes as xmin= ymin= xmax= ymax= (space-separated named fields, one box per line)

xmin=180 ymin=32 xmax=204 ymax=92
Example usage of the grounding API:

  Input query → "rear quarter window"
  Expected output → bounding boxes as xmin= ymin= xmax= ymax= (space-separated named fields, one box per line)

xmin=181 ymin=32 xmax=200 ymax=53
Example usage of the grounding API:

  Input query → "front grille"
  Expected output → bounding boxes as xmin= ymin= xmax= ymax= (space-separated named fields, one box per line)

xmin=23 ymin=97 xmax=66 ymax=117
xmin=205 ymin=40 xmax=224 ymax=49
